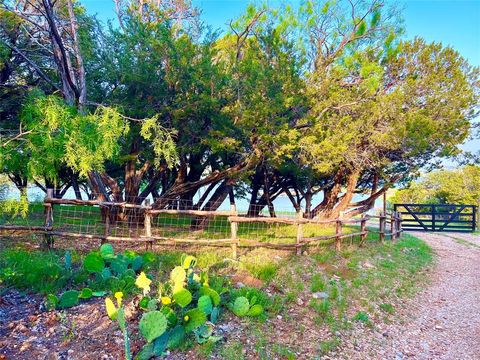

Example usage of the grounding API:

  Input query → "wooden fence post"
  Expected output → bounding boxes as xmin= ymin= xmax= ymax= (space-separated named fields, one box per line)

xmin=230 ymin=204 xmax=238 ymax=259
xmin=379 ymin=211 xmax=386 ymax=243
xmin=296 ymin=210 xmax=303 ymax=255
xmin=144 ymin=199 xmax=153 ymax=251
xmin=335 ymin=214 xmax=343 ymax=252
xmin=43 ymin=188 xmax=54 ymax=249
xmin=103 ymin=206 xmax=110 ymax=245
xmin=360 ymin=214 xmax=367 ymax=246
xmin=398 ymin=212 xmax=402 ymax=237
xmin=390 ymin=211 xmax=395 ymax=240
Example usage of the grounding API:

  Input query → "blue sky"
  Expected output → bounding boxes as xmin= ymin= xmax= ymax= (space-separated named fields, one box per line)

xmin=81 ymin=0 xmax=480 ymax=154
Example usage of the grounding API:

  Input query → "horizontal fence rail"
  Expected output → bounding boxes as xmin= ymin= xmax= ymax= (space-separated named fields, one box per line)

xmin=0 ymin=189 xmax=404 ymax=256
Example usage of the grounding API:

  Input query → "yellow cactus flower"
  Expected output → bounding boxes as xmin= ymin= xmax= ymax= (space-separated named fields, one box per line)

xmin=183 ymin=315 xmax=189 ymax=322
xmin=105 ymin=297 xmax=118 ymax=320
xmin=182 ymin=255 xmax=197 ymax=269
xmin=161 ymin=296 xmax=172 ymax=305
xmin=114 ymin=291 xmax=123 ymax=307
xmin=135 ymin=272 xmax=152 ymax=295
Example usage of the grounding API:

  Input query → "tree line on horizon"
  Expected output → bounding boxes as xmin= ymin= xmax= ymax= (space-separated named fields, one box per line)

xmin=0 ymin=0 xmax=478 ymax=219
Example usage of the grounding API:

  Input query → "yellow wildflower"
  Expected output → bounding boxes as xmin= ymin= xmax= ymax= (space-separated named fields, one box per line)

xmin=183 ymin=315 xmax=189 ymax=322
xmin=161 ymin=296 xmax=172 ymax=305
xmin=105 ymin=297 xmax=118 ymax=320
xmin=135 ymin=272 xmax=152 ymax=295
xmin=114 ymin=291 xmax=123 ymax=307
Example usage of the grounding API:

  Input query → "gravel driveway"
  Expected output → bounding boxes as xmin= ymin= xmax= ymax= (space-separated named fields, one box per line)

xmin=335 ymin=231 xmax=480 ymax=360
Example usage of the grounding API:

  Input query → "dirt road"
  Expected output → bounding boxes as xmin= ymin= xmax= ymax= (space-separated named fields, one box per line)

xmin=336 ymin=231 xmax=480 ymax=360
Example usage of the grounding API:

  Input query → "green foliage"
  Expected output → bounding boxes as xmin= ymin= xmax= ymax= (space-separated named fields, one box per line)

xmin=79 ymin=287 xmax=93 ymax=299
xmin=391 ymin=165 xmax=480 ymax=206
xmin=0 ymin=249 xmax=71 ymax=294
xmin=197 ymin=295 xmax=213 ymax=315
xmin=99 ymin=252 xmax=268 ymax=358
xmin=2 ymin=0 xmax=478 ymax=223
xmin=0 ymin=196 xmax=29 ymax=219
xmin=100 ymin=244 xmax=115 ymax=260
xmin=139 ymin=311 xmax=168 ymax=343
xmin=230 ymin=296 xmax=250 ymax=317
xmin=379 ymin=303 xmax=395 ymax=314
xmin=167 ymin=325 xmax=186 ymax=349
xmin=16 ymin=93 xmax=130 ymax=179
xmin=84 ymin=252 xmax=105 ymax=273
xmin=140 ymin=117 xmax=178 ymax=168
xmin=173 ymin=288 xmax=193 ymax=308
xmin=352 ymin=311 xmax=369 ymax=322
xmin=59 ymin=290 xmax=80 ymax=309
xmin=183 ymin=308 xmax=207 ymax=332
xmin=229 ymin=292 xmax=264 ymax=318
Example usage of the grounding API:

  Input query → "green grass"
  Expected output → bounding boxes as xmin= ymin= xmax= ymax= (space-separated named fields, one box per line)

xmin=219 ymin=341 xmax=245 ymax=360
xmin=233 ymin=232 xmax=434 ymax=357
xmin=0 ymin=247 xmax=79 ymax=294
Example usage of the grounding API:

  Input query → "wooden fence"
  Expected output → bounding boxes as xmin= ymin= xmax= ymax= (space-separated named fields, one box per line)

xmin=0 ymin=189 xmax=403 ymax=257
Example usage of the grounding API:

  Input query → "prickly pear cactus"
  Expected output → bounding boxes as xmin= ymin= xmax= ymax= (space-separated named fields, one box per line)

xmin=139 ymin=311 xmax=168 ymax=343
xmin=231 ymin=296 xmax=249 ymax=317
xmin=84 ymin=252 xmax=105 ymax=273
xmin=59 ymin=290 xmax=80 ymax=309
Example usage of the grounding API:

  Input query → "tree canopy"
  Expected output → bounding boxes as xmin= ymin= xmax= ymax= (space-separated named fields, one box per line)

xmin=391 ymin=166 xmax=480 ymax=206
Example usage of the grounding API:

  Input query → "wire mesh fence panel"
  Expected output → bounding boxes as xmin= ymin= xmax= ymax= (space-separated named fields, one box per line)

xmin=151 ymin=214 xmax=230 ymax=240
xmin=108 ymin=207 xmax=145 ymax=239
xmin=0 ymin=188 xmax=382 ymax=253
xmin=54 ymin=204 xmax=105 ymax=237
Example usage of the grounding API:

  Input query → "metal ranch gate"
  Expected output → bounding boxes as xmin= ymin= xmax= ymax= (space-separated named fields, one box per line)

xmin=393 ymin=204 xmax=477 ymax=232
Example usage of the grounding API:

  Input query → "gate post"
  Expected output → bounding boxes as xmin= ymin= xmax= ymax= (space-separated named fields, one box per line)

xmin=475 ymin=205 xmax=479 ymax=232
xmin=432 ymin=205 xmax=435 ymax=232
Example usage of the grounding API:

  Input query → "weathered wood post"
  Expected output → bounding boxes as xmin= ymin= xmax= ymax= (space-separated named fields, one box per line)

xmin=43 ymin=188 xmax=54 ymax=249
xmin=230 ymin=204 xmax=238 ymax=259
xmin=431 ymin=205 xmax=436 ymax=232
xmin=296 ymin=210 xmax=304 ymax=255
xmin=390 ymin=211 xmax=395 ymax=240
xmin=335 ymin=214 xmax=343 ymax=252
xmin=360 ymin=214 xmax=367 ymax=247
xmin=379 ymin=211 xmax=386 ymax=243
xmin=398 ymin=211 xmax=402 ymax=237
xmin=103 ymin=206 xmax=110 ymax=245
xmin=144 ymin=199 xmax=153 ymax=251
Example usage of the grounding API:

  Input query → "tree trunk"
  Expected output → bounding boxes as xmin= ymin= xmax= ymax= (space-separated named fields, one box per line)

xmin=191 ymin=179 xmax=234 ymax=230
xmin=247 ymin=165 xmax=263 ymax=216
xmin=310 ymin=168 xmax=345 ymax=218
xmin=72 ymin=176 xmax=82 ymax=200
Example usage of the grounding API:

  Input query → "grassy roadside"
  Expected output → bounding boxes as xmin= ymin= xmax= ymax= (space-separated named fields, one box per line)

xmin=210 ymin=233 xmax=433 ymax=359
xmin=0 ymin=232 xmax=433 ymax=359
